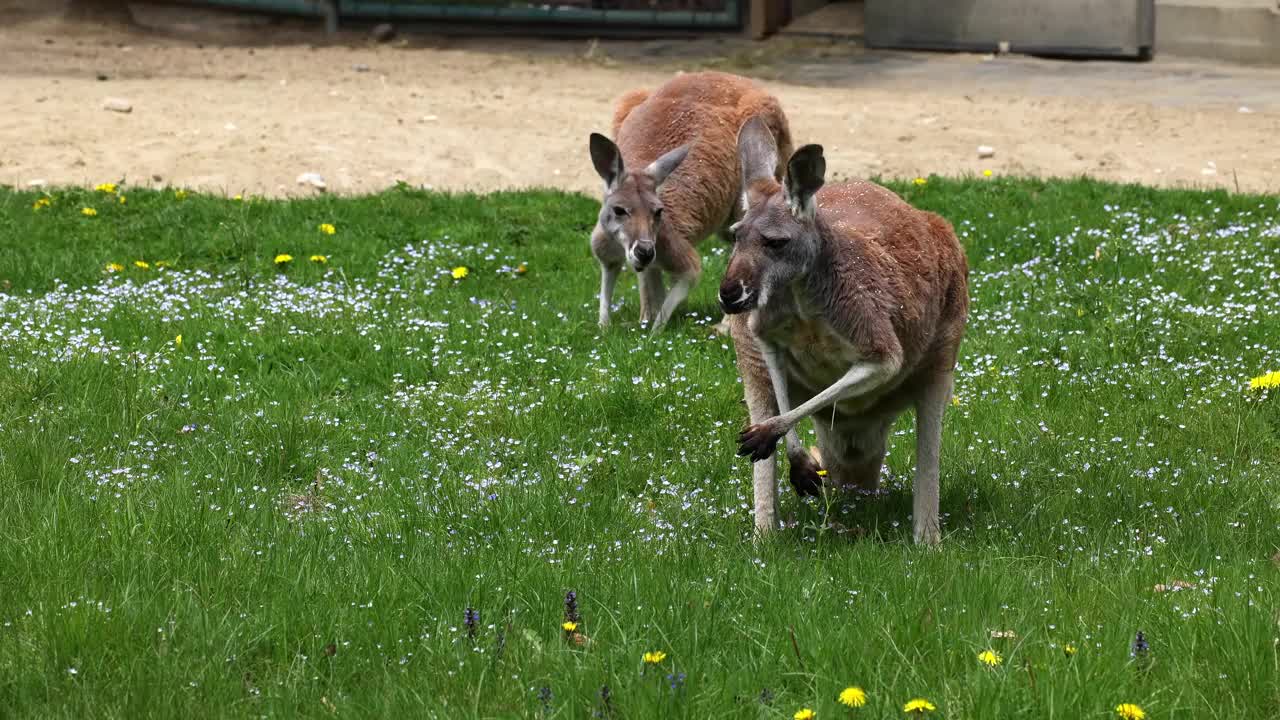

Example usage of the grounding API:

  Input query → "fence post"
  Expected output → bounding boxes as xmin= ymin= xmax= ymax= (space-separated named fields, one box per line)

xmin=310 ymin=0 xmax=339 ymax=34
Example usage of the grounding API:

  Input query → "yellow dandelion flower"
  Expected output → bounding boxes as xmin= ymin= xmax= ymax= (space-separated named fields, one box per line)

xmin=33 ymin=197 xmax=52 ymax=211
xmin=816 ymin=469 xmax=828 ymax=477
xmin=451 ymin=266 xmax=469 ymax=280
xmin=310 ymin=255 xmax=328 ymax=264
xmin=903 ymin=699 xmax=936 ymax=714
xmin=516 ymin=263 xmax=528 ymax=274
xmin=95 ymin=182 xmax=117 ymax=194
xmin=174 ymin=189 xmax=188 ymax=200
xmin=1248 ymin=371 xmax=1280 ymax=391
xmin=155 ymin=260 xmax=172 ymax=268
xmin=274 ymin=254 xmax=294 ymax=265
xmin=978 ymin=649 xmax=1002 ymax=667
xmin=81 ymin=207 xmax=98 ymax=217
xmin=794 ymin=709 xmax=816 ymax=720
xmin=950 ymin=395 xmax=961 ymax=407
xmin=912 ymin=177 xmax=927 ymax=186
xmin=175 ymin=334 xmax=182 ymax=348
xmin=1064 ymin=643 xmax=1078 ymax=657
xmin=233 ymin=194 xmax=244 ymax=202
xmin=642 ymin=650 xmax=667 ymax=664
xmin=118 ymin=195 xmax=127 ymax=205
xmin=839 ymin=687 xmax=867 ymax=708
xmin=561 ymin=621 xmax=578 ymax=632
xmin=134 ymin=260 xmax=150 ymax=270
xmin=105 ymin=262 xmax=124 ymax=273
xmin=1115 ymin=703 xmax=1146 ymax=720
xmin=982 ymin=169 xmax=993 ymax=177
xmin=318 ymin=223 xmax=336 ymax=235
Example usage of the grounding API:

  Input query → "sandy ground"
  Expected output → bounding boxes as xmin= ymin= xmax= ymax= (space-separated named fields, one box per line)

xmin=2 ymin=2 xmax=1280 ymax=197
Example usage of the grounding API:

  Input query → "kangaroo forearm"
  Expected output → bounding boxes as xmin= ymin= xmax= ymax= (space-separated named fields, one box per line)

xmin=775 ymin=361 xmax=885 ymax=429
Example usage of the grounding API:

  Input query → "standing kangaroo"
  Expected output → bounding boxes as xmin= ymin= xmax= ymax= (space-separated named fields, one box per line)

xmin=722 ymin=118 xmax=969 ymax=545
xmin=588 ymin=71 xmax=792 ymax=333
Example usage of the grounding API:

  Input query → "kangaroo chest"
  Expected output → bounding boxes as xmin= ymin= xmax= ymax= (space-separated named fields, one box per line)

xmin=753 ymin=292 xmax=866 ymax=399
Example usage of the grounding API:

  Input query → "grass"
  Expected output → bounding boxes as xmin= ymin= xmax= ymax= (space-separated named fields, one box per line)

xmin=0 ymin=178 xmax=1277 ymax=719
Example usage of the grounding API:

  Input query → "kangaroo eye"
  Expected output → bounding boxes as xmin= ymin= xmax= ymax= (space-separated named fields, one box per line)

xmin=653 ymin=207 xmax=664 ymax=221
xmin=763 ymin=235 xmax=790 ymax=250
xmin=612 ymin=206 xmax=629 ymax=218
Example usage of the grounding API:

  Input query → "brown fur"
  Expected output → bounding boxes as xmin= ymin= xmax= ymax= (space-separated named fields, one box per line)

xmin=611 ymin=89 xmax=651 ymax=137
xmin=616 ymin=73 xmax=792 ymax=268
xmin=721 ymin=131 xmax=968 ymax=540
xmin=729 ymin=180 xmax=968 ymax=422
xmin=591 ymin=72 xmax=792 ymax=328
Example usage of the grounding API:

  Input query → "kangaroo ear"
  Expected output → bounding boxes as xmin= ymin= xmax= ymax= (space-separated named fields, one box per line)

xmin=645 ymin=144 xmax=690 ymax=187
xmin=737 ymin=116 xmax=779 ymax=208
xmin=589 ymin=133 xmax=624 ymax=190
xmin=785 ymin=144 xmax=825 ymax=220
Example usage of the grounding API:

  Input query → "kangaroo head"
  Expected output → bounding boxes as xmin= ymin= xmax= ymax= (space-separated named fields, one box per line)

xmin=720 ymin=117 xmax=825 ymax=315
xmin=589 ymin=133 xmax=689 ymax=272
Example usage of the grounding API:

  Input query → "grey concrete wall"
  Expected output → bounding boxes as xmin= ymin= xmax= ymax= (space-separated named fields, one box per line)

xmin=864 ymin=0 xmax=1154 ymax=58
xmin=1156 ymin=0 xmax=1280 ymax=64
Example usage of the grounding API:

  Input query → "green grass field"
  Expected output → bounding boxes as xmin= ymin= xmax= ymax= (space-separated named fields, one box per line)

xmin=1 ymin=179 xmax=1277 ymax=719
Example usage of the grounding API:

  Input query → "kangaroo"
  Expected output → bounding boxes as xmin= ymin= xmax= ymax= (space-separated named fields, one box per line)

xmin=721 ymin=118 xmax=969 ymax=545
xmin=588 ymin=71 xmax=792 ymax=333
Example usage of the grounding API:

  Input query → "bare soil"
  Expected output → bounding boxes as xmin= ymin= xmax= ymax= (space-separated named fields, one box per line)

xmin=3 ymin=1 xmax=1279 ymax=197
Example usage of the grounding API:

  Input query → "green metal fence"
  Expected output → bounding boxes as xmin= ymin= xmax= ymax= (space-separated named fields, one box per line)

xmin=191 ymin=0 xmax=743 ymax=31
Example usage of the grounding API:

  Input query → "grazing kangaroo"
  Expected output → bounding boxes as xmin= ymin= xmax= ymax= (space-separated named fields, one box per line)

xmin=722 ymin=118 xmax=969 ymax=544
xmin=588 ymin=71 xmax=792 ymax=333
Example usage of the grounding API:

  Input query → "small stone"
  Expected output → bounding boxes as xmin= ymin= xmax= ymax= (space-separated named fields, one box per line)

xmin=225 ymin=122 xmax=237 ymax=131
xmin=352 ymin=63 xmax=370 ymax=73
xmin=370 ymin=23 xmax=396 ymax=43
xmin=977 ymin=145 xmax=995 ymax=159
xmin=96 ymin=73 xmax=109 ymax=81
xmin=1238 ymin=106 xmax=1252 ymax=113
xmin=102 ymin=97 xmax=132 ymax=113
xmin=1201 ymin=167 xmax=1217 ymax=176
xmin=296 ymin=172 xmax=327 ymax=189
xmin=27 ymin=179 xmax=47 ymax=188
xmin=152 ymin=174 xmax=163 ymax=182
xmin=296 ymin=172 xmax=326 ymax=189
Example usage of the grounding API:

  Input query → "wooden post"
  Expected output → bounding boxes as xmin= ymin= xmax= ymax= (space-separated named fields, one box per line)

xmin=748 ymin=0 xmax=787 ymax=39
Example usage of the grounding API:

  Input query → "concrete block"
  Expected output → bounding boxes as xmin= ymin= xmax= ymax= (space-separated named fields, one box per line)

xmin=865 ymin=0 xmax=1155 ymax=59
xmin=1156 ymin=0 xmax=1280 ymax=64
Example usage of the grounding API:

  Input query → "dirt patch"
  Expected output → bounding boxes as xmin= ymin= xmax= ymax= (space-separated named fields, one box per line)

xmin=2 ymin=1 xmax=1279 ymax=197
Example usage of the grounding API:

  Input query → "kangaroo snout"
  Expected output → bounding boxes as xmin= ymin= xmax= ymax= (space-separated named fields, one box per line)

xmin=719 ymin=279 xmax=757 ymax=314
xmin=632 ymin=243 xmax=656 ymax=269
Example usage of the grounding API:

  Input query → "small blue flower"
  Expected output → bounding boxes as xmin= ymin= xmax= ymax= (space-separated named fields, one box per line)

xmin=463 ymin=607 xmax=480 ymax=638
xmin=1131 ymin=630 xmax=1149 ymax=658
xmin=666 ymin=672 xmax=686 ymax=692
xmin=564 ymin=590 xmax=579 ymax=624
